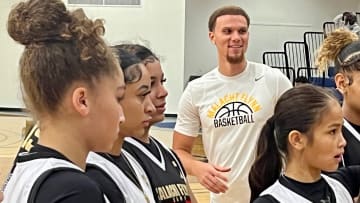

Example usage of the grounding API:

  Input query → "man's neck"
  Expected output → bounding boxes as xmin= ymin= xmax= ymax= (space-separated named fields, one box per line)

xmin=218 ymin=59 xmax=247 ymax=76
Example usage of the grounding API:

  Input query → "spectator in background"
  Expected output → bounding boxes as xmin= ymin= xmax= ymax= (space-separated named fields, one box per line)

xmin=334 ymin=12 xmax=360 ymax=36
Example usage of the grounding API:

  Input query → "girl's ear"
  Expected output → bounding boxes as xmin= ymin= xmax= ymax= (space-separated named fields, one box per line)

xmin=334 ymin=73 xmax=347 ymax=95
xmin=72 ymin=87 xmax=90 ymax=116
xmin=288 ymin=130 xmax=306 ymax=151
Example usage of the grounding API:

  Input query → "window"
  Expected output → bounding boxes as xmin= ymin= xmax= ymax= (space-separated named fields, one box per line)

xmin=68 ymin=0 xmax=141 ymax=6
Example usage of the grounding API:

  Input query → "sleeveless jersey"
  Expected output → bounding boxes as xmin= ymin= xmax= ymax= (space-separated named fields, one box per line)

xmin=86 ymin=151 xmax=155 ymax=203
xmin=123 ymin=137 xmax=191 ymax=203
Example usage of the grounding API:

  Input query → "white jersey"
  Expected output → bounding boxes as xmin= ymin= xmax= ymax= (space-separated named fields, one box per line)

xmin=260 ymin=175 xmax=353 ymax=202
xmin=2 ymin=157 xmax=81 ymax=203
xmin=86 ymin=151 xmax=155 ymax=203
xmin=175 ymin=61 xmax=292 ymax=203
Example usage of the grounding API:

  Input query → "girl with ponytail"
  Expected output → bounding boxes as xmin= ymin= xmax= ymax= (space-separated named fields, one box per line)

xmin=249 ymin=84 xmax=360 ymax=203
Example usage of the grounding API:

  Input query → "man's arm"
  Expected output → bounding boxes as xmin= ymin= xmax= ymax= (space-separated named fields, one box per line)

xmin=172 ymin=131 xmax=230 ymax=194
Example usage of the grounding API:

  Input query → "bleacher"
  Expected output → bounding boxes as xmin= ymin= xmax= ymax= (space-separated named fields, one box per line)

xmin=262 ymin=12 xmax=360 ymax=87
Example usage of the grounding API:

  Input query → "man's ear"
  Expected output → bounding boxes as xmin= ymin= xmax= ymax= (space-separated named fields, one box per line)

xmin=288 ymin=130 xmax=306 ymax=151
xmin=72 ymin=87 xmax=90 ymax=116
xmin=335 ymin=73 xmax=347 ymax=95
xmin=209 ymin=31 xmax=215 ymax=44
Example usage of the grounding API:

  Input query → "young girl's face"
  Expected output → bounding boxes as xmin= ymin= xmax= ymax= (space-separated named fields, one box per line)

xmin=119 ymin=64 xmax=155 ymax=137
xmin=87 ymin=70 xmax=126 ymax=152
xmin=146 ymin=60 xmax=168 ymax=125
xmin=302 ymin=99 xmax=346 ymax=173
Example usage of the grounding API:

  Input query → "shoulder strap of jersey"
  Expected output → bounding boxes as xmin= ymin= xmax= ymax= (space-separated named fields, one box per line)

xmin=27 ymin=167 xmax=83 ymax=203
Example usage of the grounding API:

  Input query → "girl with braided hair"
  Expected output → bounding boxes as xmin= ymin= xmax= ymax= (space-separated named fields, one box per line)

xmin=316 ymin=29 xmax=360 ymax=167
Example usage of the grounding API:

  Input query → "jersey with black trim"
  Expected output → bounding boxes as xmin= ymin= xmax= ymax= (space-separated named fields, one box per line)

xmin=255 ymin=166 xmax=360 ymax=203
xmin=123 ymin=137 xmax=191 ymax=203
xmin=86 ymin=151 xmax=155 ymax=203
xmin=3 ymin=123 xmax=40 ymax=190
xmin=2 ymin=144 xmax=107 ymax=203
xmin=341 ymin=119 xmax=360 ymax=166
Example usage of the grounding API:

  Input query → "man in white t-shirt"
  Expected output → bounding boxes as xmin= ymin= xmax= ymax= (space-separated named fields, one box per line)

xmin=172 ymin=5 xmax=292 ymax=203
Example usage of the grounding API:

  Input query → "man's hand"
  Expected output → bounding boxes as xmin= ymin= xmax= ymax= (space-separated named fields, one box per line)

xmin=192 ymin=161 xmax=231 ymax=193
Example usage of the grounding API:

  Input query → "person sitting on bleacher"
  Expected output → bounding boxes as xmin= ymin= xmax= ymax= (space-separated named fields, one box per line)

xmin=333 ymin=12 xmax=360 ymax=36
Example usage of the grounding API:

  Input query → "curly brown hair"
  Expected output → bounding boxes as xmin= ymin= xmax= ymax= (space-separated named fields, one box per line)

xmin=315 ymin=29 xmax=359 ymax=73
xmin=7 ymin=0 xmax=120 ymax=117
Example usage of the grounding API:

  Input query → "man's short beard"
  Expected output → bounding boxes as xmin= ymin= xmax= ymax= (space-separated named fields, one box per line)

xmin=227 ymin=55 xmax=243 ymax=64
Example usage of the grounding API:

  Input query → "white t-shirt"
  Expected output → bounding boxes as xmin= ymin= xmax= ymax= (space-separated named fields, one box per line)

xmin=174 ymin=61 xmax=292 ymax=203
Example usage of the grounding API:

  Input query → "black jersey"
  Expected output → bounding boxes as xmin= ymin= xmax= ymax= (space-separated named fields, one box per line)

xmin=123 ymin=137 xmax=191 ymax=203
xmin=3 ymin=144 xmax=107 ymax=203
xmin=341 ymin=119 xmax=360 ymax=166
xmin=253 ymin=166 xmax=360 ymax=203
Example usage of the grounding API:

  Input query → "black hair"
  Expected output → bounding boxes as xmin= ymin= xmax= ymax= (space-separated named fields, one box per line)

xmin=112 ymin=47 xmax=143 ymax=84
xmin=343 ymin=12 xmax=357 ymax=26
xmin=114 ymin=44 xmax=159 ymax=65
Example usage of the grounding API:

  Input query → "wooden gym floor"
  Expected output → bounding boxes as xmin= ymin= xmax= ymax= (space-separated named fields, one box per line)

xmin=0 ymin=114 xmax=209 ymax=202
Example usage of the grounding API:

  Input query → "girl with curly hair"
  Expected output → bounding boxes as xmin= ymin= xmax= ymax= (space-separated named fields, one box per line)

xmin=316 ymin=29 xmax=360 ymax=167
xmin=2 ymin=0 xmax=125 ymax=202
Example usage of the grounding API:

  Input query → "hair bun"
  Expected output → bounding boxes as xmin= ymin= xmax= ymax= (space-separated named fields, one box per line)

xmin=7 ymin=0 xmax=71 ymax=45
